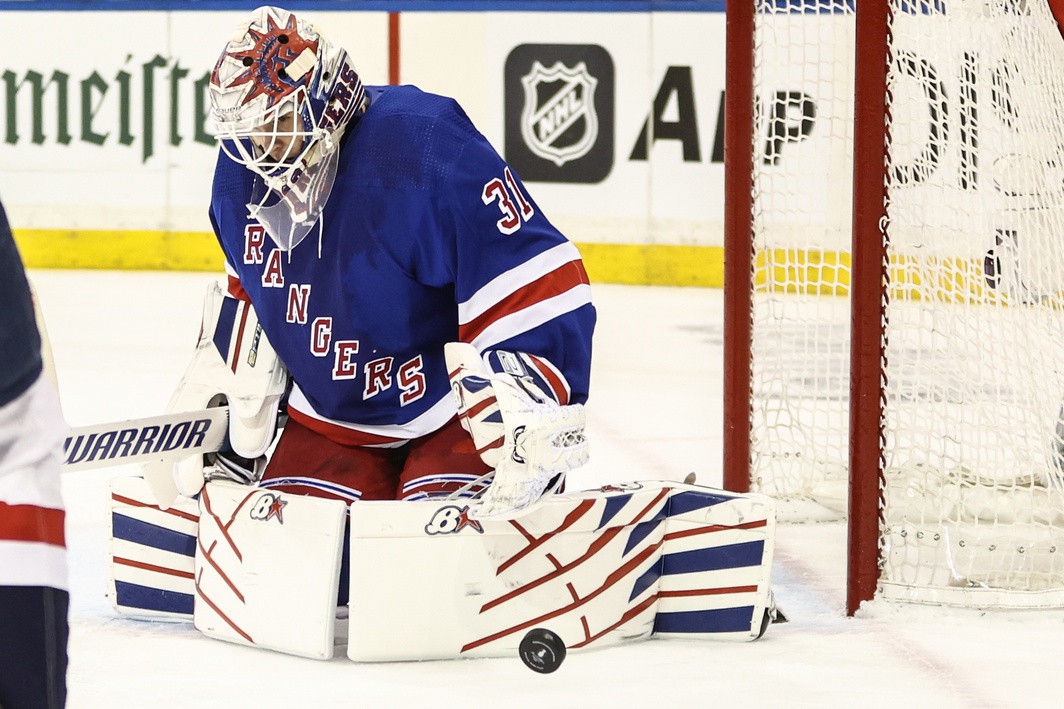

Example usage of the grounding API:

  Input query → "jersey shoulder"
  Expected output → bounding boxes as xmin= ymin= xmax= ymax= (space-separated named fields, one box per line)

xmin=364 ymin=84 xmax=475 ymax=130
xmin=345 ymin=86 xmax=484 ymax=187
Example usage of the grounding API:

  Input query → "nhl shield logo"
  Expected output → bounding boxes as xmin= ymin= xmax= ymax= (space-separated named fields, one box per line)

xmin=505 ymin=44 xmax=614 ymax=183
xmin=520 ymin=61 xmax=599 ymax=167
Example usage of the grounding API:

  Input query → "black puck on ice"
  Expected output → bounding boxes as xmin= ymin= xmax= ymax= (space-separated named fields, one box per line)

xmin=519 ymin=628 xmax=566 ymax=674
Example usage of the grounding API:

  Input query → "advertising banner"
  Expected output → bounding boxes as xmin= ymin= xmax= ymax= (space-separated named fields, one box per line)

xmin=0 ymin=4 xmax=725 ymax=283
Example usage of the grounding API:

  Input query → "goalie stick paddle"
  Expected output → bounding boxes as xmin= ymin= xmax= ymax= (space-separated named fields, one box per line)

xmin=61 ymin=406 xmax=230 ymax=472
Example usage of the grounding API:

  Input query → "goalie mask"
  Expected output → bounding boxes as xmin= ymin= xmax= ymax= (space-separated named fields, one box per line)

xmin=209 ymin=6 xmax=366 ymax=251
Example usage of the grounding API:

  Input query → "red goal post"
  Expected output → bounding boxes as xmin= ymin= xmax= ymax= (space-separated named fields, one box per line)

xmin=725 ymin=0 xmax=1064 ymax=615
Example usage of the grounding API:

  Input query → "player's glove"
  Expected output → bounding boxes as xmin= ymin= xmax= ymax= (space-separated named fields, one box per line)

xmin=142 ymin=283 xmax=288 ymax=508
xmin=445 ymin=342 xmax=588 ymax=519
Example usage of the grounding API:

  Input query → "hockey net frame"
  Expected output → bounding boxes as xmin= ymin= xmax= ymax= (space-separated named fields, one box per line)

xmin=724 ymin=0 xmax=1064 ymax=615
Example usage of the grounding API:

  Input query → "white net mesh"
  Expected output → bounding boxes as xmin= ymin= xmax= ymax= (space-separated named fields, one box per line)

xmin=749 ymin=0 xmax=1064 ymax=606
xmin=750 ymin=0 xmax=857 ymax=521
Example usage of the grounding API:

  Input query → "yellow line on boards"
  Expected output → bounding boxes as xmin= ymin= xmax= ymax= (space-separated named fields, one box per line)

xmin=11 ymin=229 xmax=1015 ymax=300
xmin=12 ymin=229 xmax=734 ymax=287
xmin=14 ymin=229 xmax=226 ymax=272
xmin=576 ymin=243 xmax=726 ymax=288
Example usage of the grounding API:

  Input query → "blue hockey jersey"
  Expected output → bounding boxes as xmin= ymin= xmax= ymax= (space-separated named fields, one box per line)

xmin=209 ymin=85 xmax=596 ymax=447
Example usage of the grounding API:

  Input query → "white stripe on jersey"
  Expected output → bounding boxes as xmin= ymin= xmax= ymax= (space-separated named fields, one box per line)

xmin=457 ymin=242 xmax=583 ymax=325
xmin=0 ymin=541 xmax=68 ymax=590
xmin=471 ymin=284 xmax=593 ymax=352
xmin=286 ymin=386 xmax=457 ymax=443
xmin=0 ymin=377 xmax=65 ymax=509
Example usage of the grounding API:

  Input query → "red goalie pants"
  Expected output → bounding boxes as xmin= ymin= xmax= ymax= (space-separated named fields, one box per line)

xmin=260 ymin=415 xmax=491 ymax=502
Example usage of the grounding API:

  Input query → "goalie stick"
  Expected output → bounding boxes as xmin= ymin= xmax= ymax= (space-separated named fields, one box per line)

xmin=62 ymin=407 xmax=229 ymax=472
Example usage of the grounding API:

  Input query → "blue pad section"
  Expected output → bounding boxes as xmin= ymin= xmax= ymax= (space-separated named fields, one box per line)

xmin=666 ymin=490 xmax=731 ymax=516
xmin=662 ymin=540 xmax=766 ymax=575
xmin=628 ymin=563 xmax=662 ymax=602
xmin=623 ymin=518 xmax=664 ymax=556
xmin=338 ymin=519 xmax=350 ymax=606
xmin=114 ymin=580 xmax=194 ymax=616
xmin=212 ymin=295 xmax=240 ymax=362
xmin=598 ymin=494 xmax=633 ymax=528
xmin=653 ymin=606 xmax=755 ymax=634
xmin=112 ymin=514 xmax=196 ymax=558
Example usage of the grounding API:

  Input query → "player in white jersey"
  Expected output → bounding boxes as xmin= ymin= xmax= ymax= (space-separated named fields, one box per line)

xmin=0 ymin=195 xmax=69 ymax=708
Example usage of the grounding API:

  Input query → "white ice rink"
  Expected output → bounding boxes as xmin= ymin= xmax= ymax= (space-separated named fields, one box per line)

xmin=31 ymin=269 xmax=1063 ymax=708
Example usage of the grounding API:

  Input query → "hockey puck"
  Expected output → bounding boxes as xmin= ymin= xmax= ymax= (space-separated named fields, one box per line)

xmin=519 ymin=628 xmax=566 ymax=674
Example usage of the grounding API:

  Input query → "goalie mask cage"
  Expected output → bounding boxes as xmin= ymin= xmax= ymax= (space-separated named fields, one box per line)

xmin=724 ymin=0 xmax=1064 ymax=615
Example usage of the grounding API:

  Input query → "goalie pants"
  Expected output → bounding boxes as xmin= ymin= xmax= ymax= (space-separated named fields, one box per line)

xmin=261 ymin=415 xmax=491 ymax=502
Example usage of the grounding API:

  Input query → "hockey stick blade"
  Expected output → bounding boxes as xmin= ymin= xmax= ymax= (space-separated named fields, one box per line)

xmin=62 ymin=407 xmax=230 ymax=472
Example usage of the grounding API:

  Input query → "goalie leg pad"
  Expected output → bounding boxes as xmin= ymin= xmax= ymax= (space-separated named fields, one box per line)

xmin=346 ymin=481 xmax=777 ymax=661
xmin=194 ymin=480 xmax=347 ymax=660
xmin=108 ymin=476 xmax=199 ymax=621
xmin=346 ymin=488 xmax=661 ymax=662
xmin=651 ymin=481 xmax=778 ymax=642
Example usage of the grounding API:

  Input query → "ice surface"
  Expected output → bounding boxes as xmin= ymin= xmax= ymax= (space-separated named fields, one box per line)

xmin=31 ymin=270 xmax=1062 ymax=709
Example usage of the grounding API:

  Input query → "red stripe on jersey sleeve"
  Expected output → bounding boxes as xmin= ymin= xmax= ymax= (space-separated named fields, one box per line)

xmin=227 ymin=274 xmax=250 ymax=301
xmin=459 ymin=260 xmax=590 ymax=344
xmin=0 ymin=503 xmax=66 ymax=547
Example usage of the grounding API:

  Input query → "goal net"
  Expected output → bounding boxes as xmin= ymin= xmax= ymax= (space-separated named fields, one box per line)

xmin=724 ymin=0 xmax=1064 ymax=611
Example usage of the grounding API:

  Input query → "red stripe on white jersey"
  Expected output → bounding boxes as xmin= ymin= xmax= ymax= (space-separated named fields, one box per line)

xmin=0 ymin=502 xmax=65 ymax=547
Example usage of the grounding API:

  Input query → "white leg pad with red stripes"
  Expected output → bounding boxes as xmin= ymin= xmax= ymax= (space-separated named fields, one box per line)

xmin=346 ymin=480 xmax=777 ymax=662
xmin=193 ymin=480 xmax=347 ymax=660
xmin=108 ymin=477 xmax=778 ymax=660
